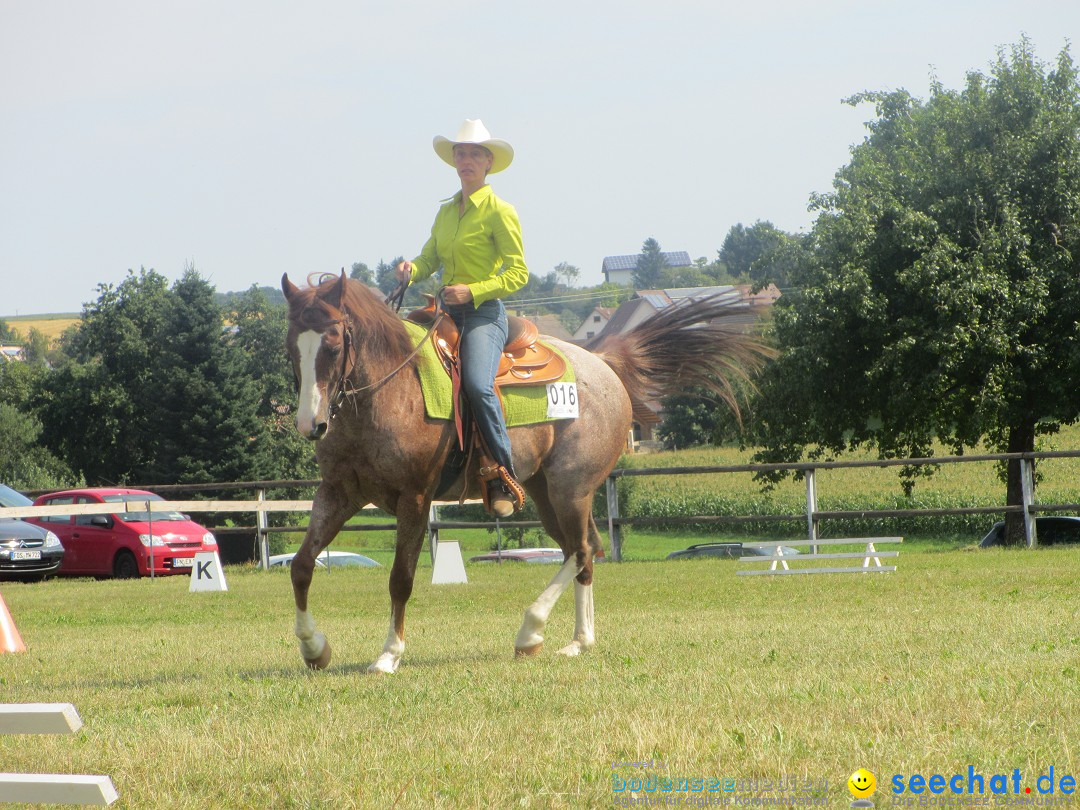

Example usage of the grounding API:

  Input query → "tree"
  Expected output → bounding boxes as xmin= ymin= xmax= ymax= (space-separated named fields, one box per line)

xmin=350 ymin=262 xmax=374 ymax=285
xmin=140 ymin=269 xmax=268 ymax=484
xmin=37 ymin=268 xmax=283 ymax=485
xmin=718 ymin=221 xmax=808 ymax=289
xmin=22 ymin=328 xmax=50 ymax=365
xmin=751 ymin=38 xmax=1080 ymax=545
xmin=376 ymin=257 xmax=406 ymax=296
xmin=633 ymin=238 xmax=667 ymax=289
xmin=230 ymin=286 xmax=318 ymax=482
xmin=554 ymin=262 xmax=580 ymax=288
xmin=660 ymin=265 xmax=713 ymax=288
xmin=0 ymin=362 xmax=78 ymax=489
xmin=0 ymin=319 xmax=17 ymax=342
xmin=0 ymin=403 xmax=80 ymax=489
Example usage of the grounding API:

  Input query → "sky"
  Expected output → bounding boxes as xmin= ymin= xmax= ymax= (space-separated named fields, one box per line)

xmin=2 ymin=1 xmax=1079 ymax=317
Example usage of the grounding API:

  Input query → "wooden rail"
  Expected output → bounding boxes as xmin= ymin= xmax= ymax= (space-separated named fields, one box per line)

xmin=5 ymin=449 xmax=1078 ymax=565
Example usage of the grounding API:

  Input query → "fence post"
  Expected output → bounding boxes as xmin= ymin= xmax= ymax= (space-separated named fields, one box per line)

xmin=805 ymin=468 xmax=818 ymax=554
xmin=256 ymin=488 xmax=270 ymax=569
xmin=1020 ymin=457 xmax=1037 ymax=549
xmin=606 ymin=475 xmax=622 ymax=562
xmin=428 ymin=503 xmax=440 ymax=564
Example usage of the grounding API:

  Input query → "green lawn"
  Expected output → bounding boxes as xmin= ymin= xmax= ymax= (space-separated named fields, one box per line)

xmin=1 ymin=547 xmax=1076 ymax=808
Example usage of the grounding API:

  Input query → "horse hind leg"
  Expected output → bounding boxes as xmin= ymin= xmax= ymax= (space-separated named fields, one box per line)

xmin=514 ymin=486 xmax=596 ymax=657
xmin=514 ymin=556 xmax=581 ymax=656
xmin=556 ymin=515 xmax=602 ymax=657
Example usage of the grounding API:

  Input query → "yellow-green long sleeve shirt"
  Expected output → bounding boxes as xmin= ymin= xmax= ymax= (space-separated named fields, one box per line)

xmin=409 ymin=185 xmax=530 ymax=306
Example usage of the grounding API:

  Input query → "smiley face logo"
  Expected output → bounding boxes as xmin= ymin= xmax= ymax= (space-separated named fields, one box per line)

xmin=848 ymin=769 xmax=877 ymax=799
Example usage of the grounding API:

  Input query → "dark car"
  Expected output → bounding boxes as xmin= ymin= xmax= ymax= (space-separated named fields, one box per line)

xmin=978 ymin=516 xmax=1080 ymax=548
xmin=665 ymin=542 xmax=802 ymax=561
xmin=0 ymin=483 xmax=65 ymax=581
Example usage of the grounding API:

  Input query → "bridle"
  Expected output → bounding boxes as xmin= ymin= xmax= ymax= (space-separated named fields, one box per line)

xmin=321 ymin=280 xmax=444 ymax=421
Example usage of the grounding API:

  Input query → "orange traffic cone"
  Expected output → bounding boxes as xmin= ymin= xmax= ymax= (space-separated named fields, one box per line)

xmin=0 ymin=592 xmax=27 ymax=653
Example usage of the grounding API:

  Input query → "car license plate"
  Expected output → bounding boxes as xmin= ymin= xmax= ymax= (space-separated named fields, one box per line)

xmin=172 ymin=557 xmax=194 ymax=568
xmin=12 ymin=550 xmax=41 ymax=560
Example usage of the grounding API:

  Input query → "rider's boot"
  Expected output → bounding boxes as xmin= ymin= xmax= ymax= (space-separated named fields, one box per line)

xmin=479 ymin=458 xmax=525 ymax=518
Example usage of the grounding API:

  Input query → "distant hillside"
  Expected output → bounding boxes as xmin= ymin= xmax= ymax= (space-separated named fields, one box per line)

xmin=2 ymin=286 xmax=287 ymax=338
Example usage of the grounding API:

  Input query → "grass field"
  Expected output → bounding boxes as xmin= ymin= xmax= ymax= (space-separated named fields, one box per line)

xmin=0 ymin=313 xmax=81 ymax=343
xmin=1 ymin=548 xmax=1077 ymax=809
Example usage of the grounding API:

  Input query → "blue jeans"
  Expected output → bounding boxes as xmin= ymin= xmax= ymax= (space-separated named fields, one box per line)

xmin=448 ymin=299 xmax=515 ymax=477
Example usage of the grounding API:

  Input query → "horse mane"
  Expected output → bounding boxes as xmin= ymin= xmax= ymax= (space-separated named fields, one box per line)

xmin=288 ymin=273 xmax=415 ymax=369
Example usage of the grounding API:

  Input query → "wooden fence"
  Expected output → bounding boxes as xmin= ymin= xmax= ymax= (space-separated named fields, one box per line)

xmin=8 ymin=450 xmax=1080 ymax=565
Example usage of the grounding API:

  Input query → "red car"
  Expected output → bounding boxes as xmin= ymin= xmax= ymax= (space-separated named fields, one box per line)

xmin=27 ymin=488 xmax=218 ymax=578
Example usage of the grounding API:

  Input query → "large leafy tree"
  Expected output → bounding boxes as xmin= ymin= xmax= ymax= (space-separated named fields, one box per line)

xmin=719 ymin=221 xmax=809 ymax=289
xmin=0 ymin=362 xmax=78 ymax=489
xmin=753 ymin=39 xmax=1080 ymax=545
xmin=39 ymin=268 xmax=285 ymax=485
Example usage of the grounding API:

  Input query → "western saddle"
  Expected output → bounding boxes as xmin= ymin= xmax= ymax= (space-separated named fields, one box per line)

xmin=406 ymin=296 xmax=566 ymax=515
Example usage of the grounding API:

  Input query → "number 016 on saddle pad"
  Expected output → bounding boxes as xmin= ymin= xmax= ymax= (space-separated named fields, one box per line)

xmin=403 ymin=320 xmax=578 ymax=426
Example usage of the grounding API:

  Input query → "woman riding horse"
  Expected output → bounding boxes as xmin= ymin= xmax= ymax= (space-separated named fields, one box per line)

xmin=396 ymin=119 xmax=528 ymax=518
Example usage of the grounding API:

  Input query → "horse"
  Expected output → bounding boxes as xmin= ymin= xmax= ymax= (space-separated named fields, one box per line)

xmin=281 ymin=271 xmax=771 ymax=673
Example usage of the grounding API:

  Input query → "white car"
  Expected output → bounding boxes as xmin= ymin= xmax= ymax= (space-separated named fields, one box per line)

xmin=267 ymin=550 xmax=381 ymax=568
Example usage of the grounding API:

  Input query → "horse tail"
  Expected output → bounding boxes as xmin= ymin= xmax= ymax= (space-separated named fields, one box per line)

xmin=592 ymin=293 xmax=776 ymax=421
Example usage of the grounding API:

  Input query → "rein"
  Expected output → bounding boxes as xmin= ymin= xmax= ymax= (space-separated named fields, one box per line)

xmin=325 ymin=287 xmax=444 ymax=420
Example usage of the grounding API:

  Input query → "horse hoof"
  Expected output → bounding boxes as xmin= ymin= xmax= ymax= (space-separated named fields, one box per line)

xmin=367 ymin=655 xmax=399 ymax=675
xmin=303 ymin=639 xmax=332 ymax=670
xmin=556 ymin=642 xmax=583 ymax=657
xmin=515 ymin=642 xmax=543 ymax=657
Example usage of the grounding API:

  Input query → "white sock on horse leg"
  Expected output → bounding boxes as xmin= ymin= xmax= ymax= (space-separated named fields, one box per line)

xmin=368 ymin=619 xmax=405 ymax=674
xmin=515 ymin=557 xmax=580 ymax=651
xmin=556 ymin=581 xmax=595 ymax=656
xmin=295 ymin=609 xmax=326 ymax=661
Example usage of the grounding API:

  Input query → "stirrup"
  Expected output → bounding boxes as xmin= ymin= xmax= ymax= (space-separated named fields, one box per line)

xmin=479 ymin=464 xmax=525 ymax=516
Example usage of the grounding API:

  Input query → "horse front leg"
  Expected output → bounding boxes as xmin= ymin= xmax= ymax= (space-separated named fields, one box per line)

xmin=292 ymin=482 xmax=356 ymax=670
xmin=368 ymin=493 xmax=430 ymax=674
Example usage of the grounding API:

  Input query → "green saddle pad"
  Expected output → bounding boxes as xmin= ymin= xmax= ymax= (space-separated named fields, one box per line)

xmin=403 ymin=320 xmax=576 ymax=426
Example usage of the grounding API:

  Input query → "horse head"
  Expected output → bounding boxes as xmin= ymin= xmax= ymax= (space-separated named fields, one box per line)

xmin=282 ymin=271 xmax=354 ymax=440
xmin=282 ymin=270 xmax=416 ymax=440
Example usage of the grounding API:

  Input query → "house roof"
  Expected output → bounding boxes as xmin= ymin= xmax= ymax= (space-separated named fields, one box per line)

xmin=530 ymin=313 xmax=573 ymax=341
xmin=602 ymin=251 xmax=692 ymax=272
xmin=584 ymin=297 xmax=659 ymax=348
xmin=735 ymin=283 xmax=782 ymax=305
xmin=634 ymin=286 xmax=742 ymax=309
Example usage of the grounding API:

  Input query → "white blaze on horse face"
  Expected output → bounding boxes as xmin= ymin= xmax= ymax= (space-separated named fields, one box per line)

xmin=295 ymin=330 xmax=324 ymax=436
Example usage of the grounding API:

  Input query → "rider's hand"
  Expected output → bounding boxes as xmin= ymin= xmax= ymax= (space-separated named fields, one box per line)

xmin=396 ymin=261 xmax=413 ymax=283
xmin=442 ymin=284 xmax=473 ymax=305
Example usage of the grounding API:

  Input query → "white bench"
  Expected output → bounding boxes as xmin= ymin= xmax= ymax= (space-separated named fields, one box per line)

xmin=0 ymin=703 xmax=118 ymax=805
xmin=736 ymin=537 xmax=902 ymax=576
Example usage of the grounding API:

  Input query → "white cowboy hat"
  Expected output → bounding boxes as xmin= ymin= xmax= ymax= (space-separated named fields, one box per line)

xmin=432 ymin=119 xmax=514 ymax=174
